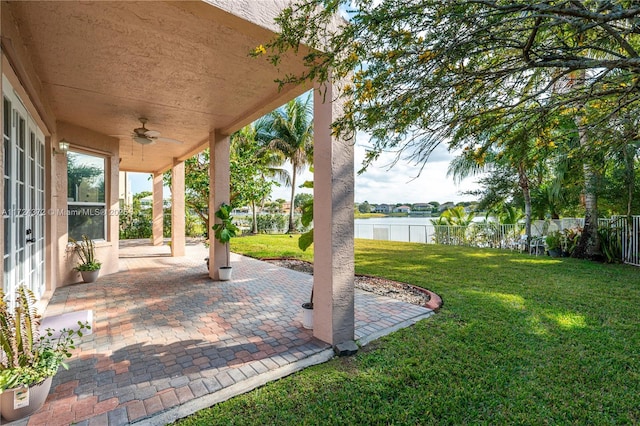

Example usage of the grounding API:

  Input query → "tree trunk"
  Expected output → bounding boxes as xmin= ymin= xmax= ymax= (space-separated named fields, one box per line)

xmin=569 ymin=69 xmax=600 ymax=259
xmin=572 ymin=120 xmax=600 ymax=259
xmin=186 ymin=200 xmax=209 ymax=236
xmin=518 ymin=163 xmax=532 ymax=250
xmin=624 ymin=143 xmax=636 ymax=262
xmin=624 ymin=143 xmax=635 ymax=219
xmin=251 ymin=199 xmax=258 ymax=234
xmin=288 ymin=165 xmax=297 ymax=233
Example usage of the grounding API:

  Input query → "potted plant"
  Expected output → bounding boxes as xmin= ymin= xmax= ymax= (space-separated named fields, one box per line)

xmin=301 ymin=288 xmax=314 ymax=329
xmin=70 ymin=235 xmax=101 ymax=283
xmin=298 ymin=188 xmax=314 ymax=329
xmin=0 ymin=286 xmax=90 ymax=421
xmin=212 ymin=203 xmax=239 ymax=281
xmin=545 ymin=230 xmax=563 ymax=257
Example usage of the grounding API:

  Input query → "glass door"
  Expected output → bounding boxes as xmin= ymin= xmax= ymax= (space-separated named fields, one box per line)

xmin=2 ymin=76 xmax=46 ymax=303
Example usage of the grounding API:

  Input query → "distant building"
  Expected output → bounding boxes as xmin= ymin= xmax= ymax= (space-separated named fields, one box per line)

xmin=439 ymin=202 xmax=455 ymax=212
xmin=374 ymin=204 xmax=393 ymax=214
xmin=393 ymin=205 xmax=411 ymax=213
xmin=412 ymin=203 xmax=433 ymax=211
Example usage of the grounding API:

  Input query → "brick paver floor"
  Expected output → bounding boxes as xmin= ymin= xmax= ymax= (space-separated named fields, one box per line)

xmin=11 ymin=240 xmax=433 ymax=425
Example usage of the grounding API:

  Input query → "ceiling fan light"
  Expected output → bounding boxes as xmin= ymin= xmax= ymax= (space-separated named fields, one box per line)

xmin=133 ymin=135 xmax=153 ymax=145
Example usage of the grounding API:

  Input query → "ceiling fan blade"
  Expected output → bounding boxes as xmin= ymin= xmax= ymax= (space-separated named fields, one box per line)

xmin=144 ymin=130 xmax=161 ymax=138
xmin=154 ymin=137 xmax=184 ymax=144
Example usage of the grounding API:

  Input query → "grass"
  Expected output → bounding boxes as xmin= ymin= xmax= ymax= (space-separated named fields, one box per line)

xmin=231 ymin=234 xmax=314 ymax=262
xmin=354 ymin=212 xmax=387 ymax=219
xmin=177 ymin=235 xmax=640 ymax=425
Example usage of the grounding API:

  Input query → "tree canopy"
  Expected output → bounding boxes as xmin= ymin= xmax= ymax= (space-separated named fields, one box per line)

xmin=260 ymin=0 xmax=640 ymax=258
xmin=262 ymin=0 xmax=640 ymax=161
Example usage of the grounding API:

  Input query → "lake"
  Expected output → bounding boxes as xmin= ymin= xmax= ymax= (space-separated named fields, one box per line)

xmin=354 ymin=217 xmax=438 ymax=243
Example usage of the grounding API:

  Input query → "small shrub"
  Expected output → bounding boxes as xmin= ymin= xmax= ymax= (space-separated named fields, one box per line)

xmin=598 ymin=222 xmax=623 ymax=263
xmin=545 ymin=231 xmax=563 ymax=251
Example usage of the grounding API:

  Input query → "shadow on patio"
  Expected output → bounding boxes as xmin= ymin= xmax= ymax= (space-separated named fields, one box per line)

xmin=21 ymin=240 xmax=433 ymax=425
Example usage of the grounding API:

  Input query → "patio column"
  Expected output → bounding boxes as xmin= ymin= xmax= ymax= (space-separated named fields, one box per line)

xmin=208 ymin=131 xmax=230 ymax=280
xmin=171 ymin=160 xmax=186 ymax=256
xmin=313 ymin=81 xmax=355 ymax=347
xmin=152 ymin=172 xmax=163 ymax=246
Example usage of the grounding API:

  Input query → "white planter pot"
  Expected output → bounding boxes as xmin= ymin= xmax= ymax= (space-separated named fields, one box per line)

xmin=218 ymin=266 xmax=232 ymax=281
xmin=301 ymin=302 xmax=313 ymax=329
xmin=80 ymin=269 xmax=100 ymax=283
xmin=0 ymin=376 xmax=52 ymax=421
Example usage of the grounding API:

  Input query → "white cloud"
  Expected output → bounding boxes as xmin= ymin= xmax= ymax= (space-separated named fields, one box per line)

xmin=353 ymin=142 xmax=480 ymax=204
xmin=271 ymin=136 xmax=482 ymax=205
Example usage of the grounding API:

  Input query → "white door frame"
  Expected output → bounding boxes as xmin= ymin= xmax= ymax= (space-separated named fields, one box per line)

xmin=2 ymin=75 xmax=46 ymax=304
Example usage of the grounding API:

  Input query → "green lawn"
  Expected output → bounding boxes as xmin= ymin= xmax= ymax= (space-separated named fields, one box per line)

xmin=177 ymin=235 xmax=640 ymax=425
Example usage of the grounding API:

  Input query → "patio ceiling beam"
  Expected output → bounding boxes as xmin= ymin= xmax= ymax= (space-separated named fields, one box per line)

xmin=161 ymin=85 xmax=314 ymax=173
xmin=219 ymin=83 xmax=313 ymax=136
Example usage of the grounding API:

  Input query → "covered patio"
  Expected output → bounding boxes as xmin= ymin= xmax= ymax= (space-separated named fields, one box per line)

xmin=23 ymin=241 xmax=434 ymax=425
xmin=0 ymin=2 xmax=416 ymax=423
xmin=2 ymin=0 xmax=357 ymax=349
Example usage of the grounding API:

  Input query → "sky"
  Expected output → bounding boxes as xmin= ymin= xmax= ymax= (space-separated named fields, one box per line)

xmin=128 ymin=139 xmax=481 ymax=205
xmin=269 ymin=141 xmax=481 ymax=204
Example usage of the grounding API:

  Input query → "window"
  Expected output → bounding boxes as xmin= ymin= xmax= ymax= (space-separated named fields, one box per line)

xmin=67 ymin=151 xmax=106 ymax=241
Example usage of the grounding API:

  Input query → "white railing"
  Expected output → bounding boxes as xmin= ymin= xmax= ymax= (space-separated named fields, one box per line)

xmin=609 ymin=216 xmax=640 ymax=266
xmin=431 ymin=223 xmax=523 ymax=249
xmin=627 ymin=216 xmax=640 ymax=266
xmin=355 ymin=224 xmax=431 ymax=244
xmin=355 ymin=222 xmax=523 ymax=249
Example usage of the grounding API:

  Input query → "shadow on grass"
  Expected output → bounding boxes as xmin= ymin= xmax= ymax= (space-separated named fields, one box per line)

xmin=179 ymin=272 xmax=640 ymax=425
xmin=185 ymin=237 xmax=640 ymax=424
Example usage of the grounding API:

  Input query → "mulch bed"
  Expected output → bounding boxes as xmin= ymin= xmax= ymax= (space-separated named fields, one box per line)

xmin=262 ymin=258 xmax=442 ymax=310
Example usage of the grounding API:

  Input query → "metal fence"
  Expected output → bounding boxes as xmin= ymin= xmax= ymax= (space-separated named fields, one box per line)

xmin=431 ymin=223 xmax=523 ymax=249
xmin=354 ymin=216 xmax=640 ymax=267
xmin=602 ymin=215 xmax=640 ymax=267
xmin=354 ymin=222 xmax=524 ymax=249
xmin=626 ymin=216 xmax=640 ymax=266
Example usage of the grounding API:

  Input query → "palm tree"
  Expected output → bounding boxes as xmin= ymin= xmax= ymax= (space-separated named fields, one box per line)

xmin=448 ymin=119 xmax=547 ymax=250
xmin=231 ymin=120 xmax=290 ymax=234
xmin=570 ymin=69 xmax=601 ymax=259
xmin=440 ymin=206 xmax=475 ymax=227
xmin=264 ymin=94 xmax=313 ymax=233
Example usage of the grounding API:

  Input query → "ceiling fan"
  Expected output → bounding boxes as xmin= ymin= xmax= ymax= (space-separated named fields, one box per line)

xmin=131 ymin=118 xmax=183 ymax=145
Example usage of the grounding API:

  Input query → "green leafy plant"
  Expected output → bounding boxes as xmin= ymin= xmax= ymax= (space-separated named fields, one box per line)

xmin=252 ymin=214 xmax=289 ymax=233
xmin=562 ymin=227 xmax=582 ymax=256
xmin=298 ymin=180 xmax=314 ymax=252
xmin=212 ymin=203 xmax=240 ymax=267
xmin=70 ymin=234 xmax=101 ymax=271
xmin=0 ymin=286 xmax=90 ymax=392
xmin=598 ymin=223 xmax=623 ymax=263
xmin=545 ymin=231 xmax=563 ymax=252
xmin=291 ymin=180 xmax=315 ymax=308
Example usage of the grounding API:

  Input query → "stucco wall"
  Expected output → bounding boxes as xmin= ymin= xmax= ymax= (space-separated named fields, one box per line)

xmin=203 ymin=0 xmax=287 ymax=33
xmin=56 ymin=122 xmax=119 ymax=285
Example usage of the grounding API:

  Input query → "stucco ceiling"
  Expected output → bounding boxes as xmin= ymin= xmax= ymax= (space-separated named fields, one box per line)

xmin=8 ymin=1 xmax=313 ymax=173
